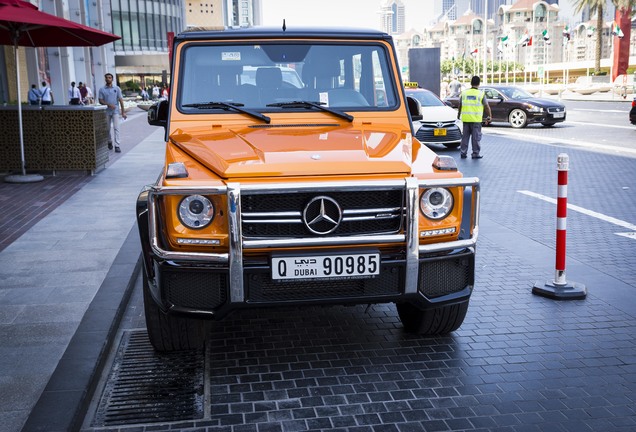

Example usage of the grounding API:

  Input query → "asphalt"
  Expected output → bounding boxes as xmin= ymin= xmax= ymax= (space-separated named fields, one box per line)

xmin=0 ymin=97 xmax=635 ymax=432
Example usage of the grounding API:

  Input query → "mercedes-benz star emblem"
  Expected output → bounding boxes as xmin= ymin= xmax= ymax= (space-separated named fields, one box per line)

xmin=303 ymin=196 xmax=342 ymax=235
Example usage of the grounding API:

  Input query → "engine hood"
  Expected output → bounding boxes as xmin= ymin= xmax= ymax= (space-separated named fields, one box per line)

xmin=522 ymin=97 xmax=565 ymax=108
xmin=169 ymin=124 xmax=413 ymax=178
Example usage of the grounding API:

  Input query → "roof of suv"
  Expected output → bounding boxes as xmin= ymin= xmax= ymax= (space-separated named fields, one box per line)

xmin=177 ymin=26 xmax=392 ymax=42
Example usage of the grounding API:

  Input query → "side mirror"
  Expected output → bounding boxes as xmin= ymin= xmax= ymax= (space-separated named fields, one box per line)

xmin=147 ymin=99 xmax=168 ymax=129
xmin=445 ymin=100 xmax=454 ymax=107
xmin=406 ymin=96 xmax=423 ymax=121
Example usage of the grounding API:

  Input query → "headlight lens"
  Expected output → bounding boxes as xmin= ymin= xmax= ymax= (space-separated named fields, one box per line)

xmin=420 ymin=188 xmax=454 ymax=220
xmin=178 ymin=195 xmax=214 ymax=229
xmin=525 ymin=103 xmax=542 ymax=113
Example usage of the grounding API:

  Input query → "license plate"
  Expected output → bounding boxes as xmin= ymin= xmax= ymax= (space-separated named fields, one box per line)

xmin=433 ymin=128 xmax=447 ymax=136
xmin=552 ymin=112 xmax=565 ymax=118
xmin=271 ymin=252 xmax=380 ymax=281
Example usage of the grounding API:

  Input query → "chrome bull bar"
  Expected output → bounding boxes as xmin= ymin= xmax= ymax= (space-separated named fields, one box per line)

xmin=146 ymin=177 xmax=480 ymax=301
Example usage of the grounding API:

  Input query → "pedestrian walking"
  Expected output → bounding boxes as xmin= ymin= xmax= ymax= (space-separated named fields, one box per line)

xmin=448 ymin=76 xmax=462 ymax=98
xmin=457 ymin=75 xmax=492 ymax=159
xmin=98 ymin=72 xmax=127 ymax=153
xmin=79 ymin=82 xmax=88 ymax=104
xmin=40 ymin=81 xmax=53 ymax=105
xmin=27 ymin=84 xmax=41 ymax=105
xmin=68 ymin=81 xmax=81 ymax=105
xmin=84 ymin=84 xmax=94 ymax=105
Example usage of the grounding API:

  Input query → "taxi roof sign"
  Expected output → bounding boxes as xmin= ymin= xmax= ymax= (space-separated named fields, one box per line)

xmin=404 ymin=81 xmax=419 ymax=88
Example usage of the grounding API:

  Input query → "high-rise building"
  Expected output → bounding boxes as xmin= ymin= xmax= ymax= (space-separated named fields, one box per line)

xmin=380 ymin=0 xmax=405 ymax=35
xmin=471 ymin=0 xmax=510 ymax=19
xmin=441 ymin=0 xmax=471 ymax=21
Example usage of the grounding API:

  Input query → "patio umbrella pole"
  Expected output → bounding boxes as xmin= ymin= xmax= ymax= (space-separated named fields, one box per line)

xmin=5 ymin=33 xmax=43 ymax=183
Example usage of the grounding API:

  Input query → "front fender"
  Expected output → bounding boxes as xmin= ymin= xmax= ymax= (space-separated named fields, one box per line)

xmin=136 ymin=186 xmax=154 ymax=280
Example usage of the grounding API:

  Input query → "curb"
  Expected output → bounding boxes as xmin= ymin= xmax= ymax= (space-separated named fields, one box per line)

xmin=21 ymin=225 xmax=142 ymax=432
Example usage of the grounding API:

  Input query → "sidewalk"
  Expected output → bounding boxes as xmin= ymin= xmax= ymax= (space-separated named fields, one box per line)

xmin=0 ymin=111 xmax=165 ymax=432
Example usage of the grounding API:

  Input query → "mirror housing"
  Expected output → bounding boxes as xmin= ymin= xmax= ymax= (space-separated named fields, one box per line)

xmin=406 ymin=96 xmax=423 ymax=121
xmin=147 ymin=99 xmax=168 ymax=129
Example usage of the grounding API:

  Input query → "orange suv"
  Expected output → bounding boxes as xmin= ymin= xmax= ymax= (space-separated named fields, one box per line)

xmin=138 ymin=27 xmax=480 ymax=351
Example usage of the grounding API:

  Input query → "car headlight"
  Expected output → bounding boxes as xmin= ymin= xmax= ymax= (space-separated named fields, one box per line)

xmin=524 ymin=103 xmax=542 ymax=113
xmin=178 ymin=195 xmax=215 ymax=229
xmin=420 ymin=188 xmax=454 ymax=220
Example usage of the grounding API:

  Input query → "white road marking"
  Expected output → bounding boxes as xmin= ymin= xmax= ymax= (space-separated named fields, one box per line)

xmin=570 ymin=109 xmax=628 ymax=114
xmin=518 ymin=190 xmax=636 ymax=240
xmin=566 ymin=120 xmax=635 ymax=130
xmin=485 ymin=129 xmax=636 ymax=156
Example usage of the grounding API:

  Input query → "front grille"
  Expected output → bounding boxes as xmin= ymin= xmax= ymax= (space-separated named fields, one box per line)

xmin=246 ymin=265 xmax=403 ymax=302
xmin=163 ymin=270 xmax=228 ymax=309
xmin=418 ymin=254 xmax=472 ymax=298
xmin=242 ymin=190 xmax=404 ymax=238
xmin=547 ymin=107 xmax=564 ymax=113
xmin=415 ymin=124 xmax=462 ymax=143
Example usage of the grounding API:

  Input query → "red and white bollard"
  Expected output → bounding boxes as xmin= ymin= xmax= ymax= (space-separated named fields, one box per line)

xmin=533 ymin=153 xmax=587 ymax=300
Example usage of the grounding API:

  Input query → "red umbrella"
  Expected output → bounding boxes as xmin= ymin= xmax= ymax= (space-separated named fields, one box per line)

xmin=0 ymin=0 xmax=121 ymax=181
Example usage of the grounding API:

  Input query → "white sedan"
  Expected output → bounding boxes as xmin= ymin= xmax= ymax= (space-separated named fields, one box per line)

xmin=406 ymin=87 xmax=462 ymax=149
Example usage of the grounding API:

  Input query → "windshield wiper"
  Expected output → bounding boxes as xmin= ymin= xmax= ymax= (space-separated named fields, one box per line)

xmin=266 ymin=101 xmax=354 ymax=122
xmin=182 ymin=101 xmax=270 ymax=124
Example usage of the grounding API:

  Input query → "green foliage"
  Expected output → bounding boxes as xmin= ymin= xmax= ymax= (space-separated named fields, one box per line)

xmin=123 ymin=80 xmax=141 ymax=92
xmin=441 ymin=58 xmax=523 ymax=78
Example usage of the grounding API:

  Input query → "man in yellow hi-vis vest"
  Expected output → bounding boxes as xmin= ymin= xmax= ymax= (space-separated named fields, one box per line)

xmin=457 ymin=76 xmax=492 ymax=159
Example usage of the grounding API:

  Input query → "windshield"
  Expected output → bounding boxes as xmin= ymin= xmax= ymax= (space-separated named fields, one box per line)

xmin=498 ymin=87 xmax=533 ymax=100
xmin=178 ymin=42 xmax=398 ymax=111
xmin=406 ymin=90 xmax=444 ymax=107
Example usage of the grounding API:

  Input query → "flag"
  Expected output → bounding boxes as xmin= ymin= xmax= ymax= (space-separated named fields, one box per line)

xmin=542 ymin=29 xmax=551 ymax=45
xmin=501 ymin=34 xmax=509 ymax=46
xmin=587 ymin=26 xmax=595 ymax=38
xmin=612 ymin=21 xmax=624 ymax=38
xmin=519 ymin=31 xmax=532 ymax=47
xmin=470 ymin=48 xmax=478 ymax=57
xmin=562 ymin=25 xmax=570 ymax=44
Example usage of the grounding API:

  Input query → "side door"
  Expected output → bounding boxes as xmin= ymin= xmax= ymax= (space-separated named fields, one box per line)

xmin=483 ymin=88 xmax=505 ymax=122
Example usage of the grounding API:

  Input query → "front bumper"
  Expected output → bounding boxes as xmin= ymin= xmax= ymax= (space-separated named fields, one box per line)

xmin=137 ymin=177 xmax=480 ymax=319
xmin=414 ymin=123 xmax=462 ymax=145
xmin=527 ymin=111 xmax=566 ymax=124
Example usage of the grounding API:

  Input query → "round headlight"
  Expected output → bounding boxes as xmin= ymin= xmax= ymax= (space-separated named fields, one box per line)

xmin=420 ymin=188 xmax=454 ymax=220
xmin=178 ymin=195 xmax=214 ymax=229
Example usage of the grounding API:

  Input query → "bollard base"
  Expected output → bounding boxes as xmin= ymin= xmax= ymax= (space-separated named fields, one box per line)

xmin=532 ymin=280 xmax=587 ymax=300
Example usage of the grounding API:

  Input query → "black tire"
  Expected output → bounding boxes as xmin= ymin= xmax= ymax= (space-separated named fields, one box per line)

xmin=542 ymin=122 xmax=556 ymax=127
xmin=509 ymin=109 xmax=528 ymax=128
xmin=397 ymin=301 xmax=469 ymax=335
xmin=443 ymin=142 xmax=461 ymax=149
xmin=142 ymin=272 xmax=206 ymax=352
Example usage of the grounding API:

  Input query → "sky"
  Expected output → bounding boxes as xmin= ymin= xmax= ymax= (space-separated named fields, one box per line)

xmin=260 ymin=0 xmax=434 ymax=31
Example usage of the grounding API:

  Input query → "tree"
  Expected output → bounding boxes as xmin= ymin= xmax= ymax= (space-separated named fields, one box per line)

xmin=572 ymin=0 xmax=607 ymax=74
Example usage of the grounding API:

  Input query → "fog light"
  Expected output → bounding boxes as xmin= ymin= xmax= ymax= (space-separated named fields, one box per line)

xmin=177 ymin=238 xmax=220 ymax=245
xmin=420 ymin=227 xmax=456 ymax=237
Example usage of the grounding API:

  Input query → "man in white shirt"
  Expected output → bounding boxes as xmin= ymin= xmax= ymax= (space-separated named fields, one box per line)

xmin=68 ymin=81 xmax=81 ymax=105
xmin=40 ymin=81 xmax=53 ymax=105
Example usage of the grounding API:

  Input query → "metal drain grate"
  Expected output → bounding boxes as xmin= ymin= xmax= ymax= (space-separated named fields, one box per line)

xmin=92 ymin=330 xmax=205 ymax=426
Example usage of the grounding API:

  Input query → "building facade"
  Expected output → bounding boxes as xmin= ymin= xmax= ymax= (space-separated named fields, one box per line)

xmin=380 ymin=0 xmax=406 ymax=35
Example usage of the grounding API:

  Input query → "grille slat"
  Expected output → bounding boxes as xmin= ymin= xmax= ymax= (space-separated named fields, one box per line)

xmin=415 ymin=125 xmax=462 ymax=143
xmin=242 ymin=190 xmax=404 ymax=238
xmin=418 ymin=255 xmax=472 ymax=298
xmin=247 ymin=264 xmax=403 ymax=302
